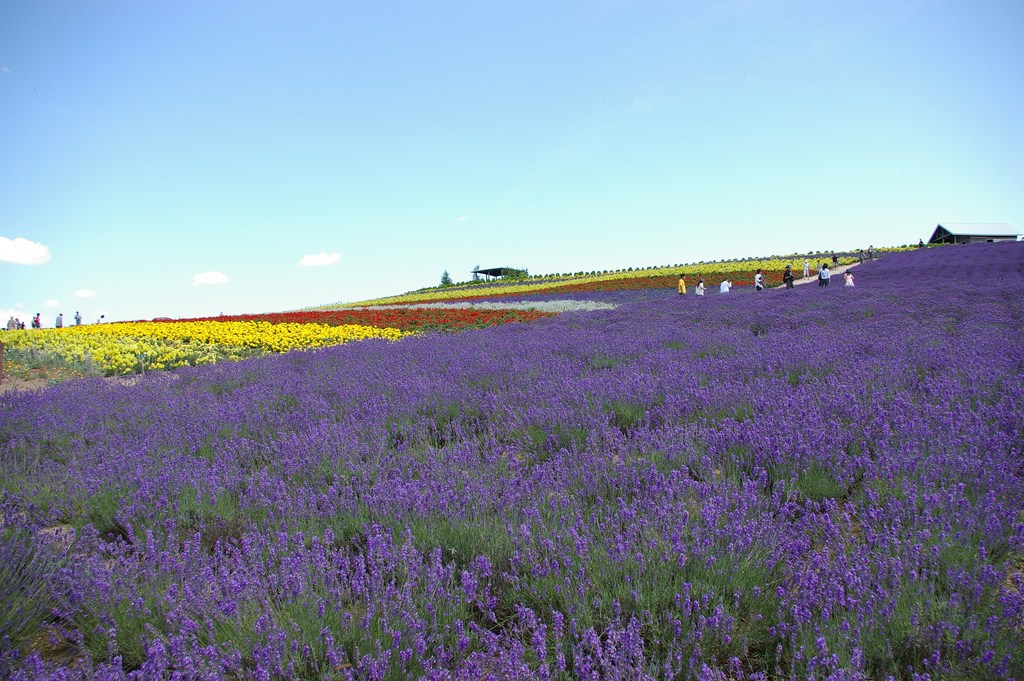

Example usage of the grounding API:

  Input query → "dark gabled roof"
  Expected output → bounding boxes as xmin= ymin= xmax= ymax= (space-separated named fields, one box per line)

xmin=929 ymin=223 xmax=1019 ymax=243
xmin=471 ymin=267 xmax=526 ymax=277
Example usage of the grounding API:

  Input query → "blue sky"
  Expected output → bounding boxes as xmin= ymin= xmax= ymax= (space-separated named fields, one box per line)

xmin=2 ymin=0 xmax=1022 ymax=323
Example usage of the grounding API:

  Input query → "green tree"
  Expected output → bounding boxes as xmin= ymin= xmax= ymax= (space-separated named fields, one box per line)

xmin=440 ymin=270 xmax=453 ymax=287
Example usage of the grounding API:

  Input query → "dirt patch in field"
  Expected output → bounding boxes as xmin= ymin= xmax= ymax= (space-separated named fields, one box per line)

xmin=0 ymin=375 xmax=51 ymax=395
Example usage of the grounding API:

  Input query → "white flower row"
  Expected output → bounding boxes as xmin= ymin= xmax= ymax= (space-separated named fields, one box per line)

xmin=347 ymin=300 xmax=619 ymax=313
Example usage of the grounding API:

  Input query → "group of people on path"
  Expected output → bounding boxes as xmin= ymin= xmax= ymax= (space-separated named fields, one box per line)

xmin=676 ymin=276 xmax=733 ymax=296
xmin=5 ymin=311 xmax=85 ymax=331
xmin=677 ymin=259 xmax=856 ymax=296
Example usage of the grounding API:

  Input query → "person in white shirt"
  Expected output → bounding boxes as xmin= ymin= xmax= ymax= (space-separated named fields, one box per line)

xmin=719 ymin=279 xmax=731 ymax=294
xmin=696 ymin=279 xmax=705 ymax=296
xmin=754 ymin=269 xmax=765 ymax=291
xmin=844 ymin=271 xmax=855 ymax=287
xmin=821 ymin=264 xmax=831 ymax=287
xmin=803 ymin=259 xmax=810 ymax=278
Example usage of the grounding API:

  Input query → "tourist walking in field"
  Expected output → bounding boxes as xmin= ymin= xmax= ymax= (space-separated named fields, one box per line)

xmin=821 ymin=264 xmax=831 ymax=287
xmin=719 ymin=279 xmax=732 ymax=294
xmin=803 ymin=259 xmax=810 ymax=278
xmin=867 ymin=245 xmax=874 ymax=260
xmin=696 ymin=279 xmax=705 ymax=296
xmin=783 ymin=265 xmax=795 ymax=288
xmin=56 ymin=313 xmax=63 ymax=328
xmin=677 ymin=274 xmax=687 ymax=295
xmin=32 ymin=313 xmax=41 ymax=329
xmin=754 ymin=269 xmax=765 ymax=291
xmin=844 ymin=271 xmax=855 ymax=287
xmin=831 ymin=252 xmax=838 ymax=268
xmin=74 ymin=311 xmax=82 ymax=325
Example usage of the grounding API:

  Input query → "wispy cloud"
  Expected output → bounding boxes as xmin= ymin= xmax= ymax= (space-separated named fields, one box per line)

xmin=44 ymin=299 xmax=60 ymax=308
xmin=2 ymin=308 xmax=23 ymax=323
xmin=298 ymin=251 xmax=341 ymax=267
xmin=457 ymin=215 xmax=470 ymax=222
xmin=630 ymin=97 xmax=658 ymax=114
xmin=191 ymin=271 xmax=229 ymax=285
xmin=74 ymin=288 xmax=97 ymax=298
xmin=0 ymin=236 xmax=51 ymax=265
xmin=1 ymin=67 xmax=12 ymax=75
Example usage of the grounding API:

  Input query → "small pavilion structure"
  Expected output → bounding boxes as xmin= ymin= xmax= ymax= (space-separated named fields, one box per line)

xmin=471 ymin=267 xmax=528 ymax=280
xmin=927 ymin=223 xmax=1019 ymax=245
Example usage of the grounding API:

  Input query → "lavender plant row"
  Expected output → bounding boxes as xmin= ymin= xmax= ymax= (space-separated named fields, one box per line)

xmin=1 ymin=244 xmax=1022 ymax=680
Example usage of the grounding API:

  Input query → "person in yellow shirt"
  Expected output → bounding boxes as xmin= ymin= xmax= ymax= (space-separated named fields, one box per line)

xmin=677 ymin=274 xmax=687 ymax=295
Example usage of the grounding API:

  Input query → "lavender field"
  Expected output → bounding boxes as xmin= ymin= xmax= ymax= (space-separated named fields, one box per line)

xmin=2 ymin=243 xmax=1023 ymax=680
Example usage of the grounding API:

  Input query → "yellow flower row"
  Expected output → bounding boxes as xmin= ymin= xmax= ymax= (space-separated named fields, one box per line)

xmin=338 ymin=255 xmax=864 ymax=306
xmin=2 ymin=321 xmax=409 ymax=376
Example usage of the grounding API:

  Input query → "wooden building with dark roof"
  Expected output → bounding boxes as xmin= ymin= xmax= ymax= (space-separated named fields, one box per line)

xmin=928 ymin=223 xmax=1019 ymax=244
xmin=471 ymin=267 xmax=528 ymax=280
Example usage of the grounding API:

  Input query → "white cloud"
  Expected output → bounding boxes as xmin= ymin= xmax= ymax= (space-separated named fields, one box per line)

xmin=457 ymin=215 xmax=470 ymax=222
xmin=74 ymin=288 xmax=97 ymax=298
xmin=0 ymin=237 xmax=51 ymax=265
xmin=44 ymin=299 xmax=60 ymax=308
xmin=191 ymin=271 xmax=229 ymax=285
xmin=630 ymin=97 xmax=657 ymax=114
xmin=298 ymin=251 xmax=342 ymax=267
xmin=1 ymin=308 xmax=26 ymax=325
xmin=1 ymin=67 xmax=12 ymax=75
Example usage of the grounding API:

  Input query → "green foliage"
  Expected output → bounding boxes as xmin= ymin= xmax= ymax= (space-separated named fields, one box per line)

xmin=177 ymin=486 xmax=251 ymax=552
xmin=606 ymin=399 xmax=647 ymax=433
xmin=1 ymin=346 xmax=103 ymax=382
xmin=0 ymin=528 xmax=67 ymax=656
xmin=586 ymin=353 xmax=626 ymax=370
xmin=78 ymin=488 xmax=129 ymax=543
xmin=79 ymin=595 xmax=147 ymax=670
xmin=521 ymin=422 xmax=589 ymax=462
xmin=695 ymin=343 xmax=736 ymax=359
xmin=406 ymin=514 xmax=514 ymax=572
xmin=794 ymin=463 xmax=845 ymax=502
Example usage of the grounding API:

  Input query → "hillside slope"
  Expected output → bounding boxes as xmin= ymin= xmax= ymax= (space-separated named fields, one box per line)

xmin=1 ymin=242 xmax=1022 ymax=679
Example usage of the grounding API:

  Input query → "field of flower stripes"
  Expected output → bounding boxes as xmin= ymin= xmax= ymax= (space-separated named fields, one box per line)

xmin=0 ymin=308 xmax=552 ymax=377
xmin=332 ymin=253 xmax=879 ymax=307
xmin=1 ymin=243 xmax=1022 ymax=680
xmin=0 ymin=320 xmax=410 ymax=377
xmin=180 ymin=308 xmax=556 ymax=333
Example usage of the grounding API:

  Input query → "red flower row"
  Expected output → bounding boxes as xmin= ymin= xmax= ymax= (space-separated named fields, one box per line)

xmin=175 ymin=308 xmax=554 ymax=332
xmin=390 ymin=272 xmax=783 ymax=304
